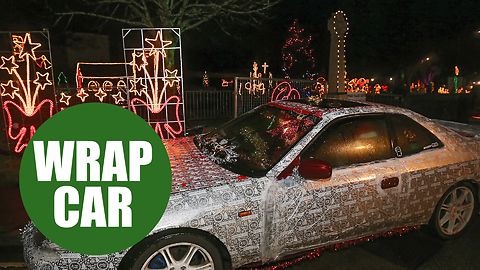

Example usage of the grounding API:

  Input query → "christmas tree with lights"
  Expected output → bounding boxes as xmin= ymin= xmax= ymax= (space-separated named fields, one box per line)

xmin=282 ymin=19 xmax=316 ymax=79
xmin=203 ymin=71 xmax=209 ymax=87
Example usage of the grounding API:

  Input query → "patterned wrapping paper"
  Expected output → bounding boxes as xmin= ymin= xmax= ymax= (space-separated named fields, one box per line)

xmin=23 ymin=100 xmax=480 ymax=269
xmin=165 ymin=137 xmax=241 ymax=193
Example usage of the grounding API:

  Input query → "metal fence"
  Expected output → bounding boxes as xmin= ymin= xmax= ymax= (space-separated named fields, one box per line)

xmin=184 ymin=90 xmax=234 ymax=121
xmin=234 ymin=77 xmax=320 ymax=117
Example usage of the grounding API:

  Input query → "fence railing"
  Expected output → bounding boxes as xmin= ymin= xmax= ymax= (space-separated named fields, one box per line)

xmin=234 ymin=77 xmax=321 ymax=117
xmin=184 ymin=90 xmax=234 ymax=121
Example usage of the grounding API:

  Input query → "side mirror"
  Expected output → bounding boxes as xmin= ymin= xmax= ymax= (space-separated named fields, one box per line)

xmin=298 ymin=158 xmax=332 ymax=179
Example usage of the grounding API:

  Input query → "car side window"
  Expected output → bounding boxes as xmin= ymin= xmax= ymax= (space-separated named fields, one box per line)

xmin=302 ymin=115 xmax=393 ymax=168
xmin=389 ymin=114 xmax=442 ymax=157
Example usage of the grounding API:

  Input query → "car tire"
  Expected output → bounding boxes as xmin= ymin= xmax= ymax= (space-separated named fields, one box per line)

xmin=125 ymin=232 xmax=226 ymax=270
xmin=430 ymin=182 xmax=478 ymax=239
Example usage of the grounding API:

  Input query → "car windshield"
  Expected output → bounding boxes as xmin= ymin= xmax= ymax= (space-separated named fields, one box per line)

xmin=195 ymin=104 xmax=320 ymax=177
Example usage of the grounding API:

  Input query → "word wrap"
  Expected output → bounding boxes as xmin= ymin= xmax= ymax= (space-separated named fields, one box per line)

xmin=33 ymin=140 xmax=152 ymax=228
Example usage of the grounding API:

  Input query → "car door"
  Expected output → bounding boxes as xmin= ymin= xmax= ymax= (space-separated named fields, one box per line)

xmin=263 ymin=114 xmax=410 ymax=260
xmin=386 ymin=114 xmax=446 ymax=224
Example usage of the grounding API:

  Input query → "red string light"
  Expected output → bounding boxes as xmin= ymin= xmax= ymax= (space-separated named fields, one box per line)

xmin=282 ymin=19 xmax=316 ymax=79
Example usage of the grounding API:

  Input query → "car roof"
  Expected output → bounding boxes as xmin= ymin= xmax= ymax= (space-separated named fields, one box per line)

xmin=266 ymin=98 xmax=388 ymax=117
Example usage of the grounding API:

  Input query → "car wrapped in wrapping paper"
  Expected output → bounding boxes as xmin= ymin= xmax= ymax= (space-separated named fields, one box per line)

xmin=23 ymin=98 xmax=480 ymax=270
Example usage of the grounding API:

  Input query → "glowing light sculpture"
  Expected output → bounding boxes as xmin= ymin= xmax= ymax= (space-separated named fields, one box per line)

xmin=282 ymin=19 xmax=316 ymax=79
xmin=271 ymin=81 xmax=300 ymax=101
xmin=74 ymin=62 xmax=129 ymax=106
xmin=0 ymin=31 xmax=57 ymax=153
xmin=123 ymin=28 xmax=185 ymax=140
xmin=328 ymin=11 xmax=348 ymax=96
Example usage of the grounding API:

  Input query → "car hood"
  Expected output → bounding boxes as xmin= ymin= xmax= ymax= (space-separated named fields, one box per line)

xmin=164 ymin=136 xmax=243 ymax=193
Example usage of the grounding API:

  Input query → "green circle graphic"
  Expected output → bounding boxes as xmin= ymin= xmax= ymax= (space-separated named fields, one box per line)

xmin=20 ymin=103 xmax=172 ymax=255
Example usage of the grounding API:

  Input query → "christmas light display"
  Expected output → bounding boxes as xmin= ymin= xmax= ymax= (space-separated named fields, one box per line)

xmin=0 ymin=31 xmax=57 ymax=153
xmin=75 ymin=62 xmax=129 ymax=105
xmin=345 ymin=78 xmax=388 ymax=94
xmin=57 ymin=71 xmax=69 ymax=87
xmin=328 ymin=11 xmax=349 ymax=94
xmin=203 ymin=71 xmax=209 ymax=87
xmin=438 ymin=87 xmax=449 ymax=94
xmin=76 ymin=88 xmax=89 ymax=102
xmin=454 ymin=66 xmax=459 ymax=93
xmin=238 ymin=62 xmax=270 ymax=96
xmin=282 ymin=19 xmax=316 ymax=79
xmin=221 ymin=79 xmax=233 ymax=87
xmin=59 ymin=92 xmax=71 ymax=106
xmin=271 ymin=81 xmax=300 ymax=101
xmin=346 ymin=78 xmax=369 ymax=92
xmin=94 ymin=88 xmax=107 ymax=102
xmin=111 ymin=90 xmax=125 ymax=104
xmin=123 ymin=28 xmax=185 ymax=139
xmin=314 ymin=77 xmax=327 ymax=96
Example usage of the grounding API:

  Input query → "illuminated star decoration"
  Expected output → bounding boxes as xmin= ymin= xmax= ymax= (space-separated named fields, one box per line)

xmin=14 ymin=32 xmax=41 ymax=60
xmin=76 ymin=88 xmax=89 ymax=102
xmin=95 ymin=89 xmax=107 ymax=102
xmin=111 ymin=91 xmax=125 ymax=104
xmin=129 ymin=78 xmax=146 ymax=96
xmin=125 ymin=28 xmax=184 ymax=139
xmin=33 ymin=72 xmax=53 ymax=90
xmin=59 ymin=92 xmax=72 ymax=106
xmin=1 ymin=80 xmax=20 ymax=99
xmin=163 ymin=69 xmax=180 ymax=87
xmin=130 ymin=51 xmax=148 ymax=71
xmin=0 ymin=56 xmax=19 ymax=74
xmin=145 ymin=31 xmax=172 ymax=57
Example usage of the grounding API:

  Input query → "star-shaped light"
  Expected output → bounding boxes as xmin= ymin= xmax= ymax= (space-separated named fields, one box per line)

xmin=1 ymin=80 xmax=19 ymax=99
xmin=145 ymin=31 xmax=172 ymax=57
xmin=95 ymin=89 xmax=107 ymax=102
xmin=129 ymin=78 xmax=146 ymax=96
xmin=111 ymin=91 xmax=125 ymax=104
xmin=76 ymin=88 xmax=89 ymax=102
xmin=59 ymin=92 xmax=72 ymax=106
xmin=129 ymin=51 xmax=148 ymax=71
xmin=0 ymin=56 xmax=19 ymax=74
xmin=163 ymin=69 xmax=180 ymax=87
xmin=33 ymin=72 xmax=52 ymax=90
xmin=14 ymin=33 xmax=41 ymax=60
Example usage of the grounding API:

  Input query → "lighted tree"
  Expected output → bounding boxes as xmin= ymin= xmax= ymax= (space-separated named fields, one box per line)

xmin=52 ymin=0 xmax=281 ymax=34
xmin=282 ymin=19 xmax=316 ymax=79
xmin=202 ymin=71 xmax=209 ymax=87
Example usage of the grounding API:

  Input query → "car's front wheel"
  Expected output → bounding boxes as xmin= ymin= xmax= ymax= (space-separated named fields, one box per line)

xmin=124 ymin=232 xmax=226 ymax=270
xmin=430 ymin=182 xmax=477 ymax=239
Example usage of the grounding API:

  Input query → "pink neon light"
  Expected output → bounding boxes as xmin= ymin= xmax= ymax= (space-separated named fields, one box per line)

xmin=3 ymin=99 xmax=54 ymax=152
xmin=271 ymin=81 xmax=301 ymax=101
xmin=131 ymin=96 xmax=183 ymax=140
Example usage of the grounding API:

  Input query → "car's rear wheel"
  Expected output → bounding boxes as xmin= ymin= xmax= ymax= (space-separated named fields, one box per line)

xmin=127 ymin=233 xmax=225 ymax=270
xmin=430 ymin=182 xmax=477 ymax=239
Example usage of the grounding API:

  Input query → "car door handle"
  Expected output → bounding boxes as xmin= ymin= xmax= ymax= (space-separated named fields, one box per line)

xmin=381 ymin=177 xmax=399 ymax=189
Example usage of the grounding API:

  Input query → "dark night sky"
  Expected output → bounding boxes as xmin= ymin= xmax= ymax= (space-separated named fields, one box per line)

xmin=2 ymin=0 xmax=480 ymax=84
xmin=184 ymin=0 xmax=480 ymax=83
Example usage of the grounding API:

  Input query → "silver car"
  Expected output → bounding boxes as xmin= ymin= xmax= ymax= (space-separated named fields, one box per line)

xmin=24 ymin=98 xmax=480 ymax=269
